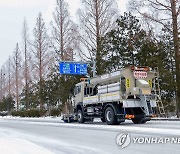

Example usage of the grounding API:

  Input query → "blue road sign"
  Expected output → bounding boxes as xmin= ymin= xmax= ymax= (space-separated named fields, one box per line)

xmin=59 ymin=62 xmax=88 ymax=75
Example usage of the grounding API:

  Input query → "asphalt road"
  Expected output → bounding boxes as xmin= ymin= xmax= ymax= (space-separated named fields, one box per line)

xmin=0 ymin=118 xmax=180 ymax=154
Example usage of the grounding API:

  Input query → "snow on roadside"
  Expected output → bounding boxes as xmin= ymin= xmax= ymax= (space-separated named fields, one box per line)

xmin=0 ymin=115 xmax=103 ymax=124
xmin=0 ymin=115 xmax=64 ymax=123
xmin=0 ymin=115 xmax=63 ymax=120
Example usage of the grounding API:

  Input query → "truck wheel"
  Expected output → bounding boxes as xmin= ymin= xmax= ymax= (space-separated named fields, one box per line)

xmin=77 ymin=110 xmax=84 ymax=123
xmin=132 ymin=118 xmax=147 ymax=124
xmin=105 ymin=107 xmax=119 ymax=125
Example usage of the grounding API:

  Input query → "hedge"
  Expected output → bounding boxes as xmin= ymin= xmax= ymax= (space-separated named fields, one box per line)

xmin=11 ymin=108 xmax=61 ymax=117
xmin=11 ymin=109 xmax=46 ymax=117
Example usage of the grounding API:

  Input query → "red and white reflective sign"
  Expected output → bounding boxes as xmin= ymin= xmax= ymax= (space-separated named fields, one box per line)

xmin=134 ymin=71 xmax=147 ymax=78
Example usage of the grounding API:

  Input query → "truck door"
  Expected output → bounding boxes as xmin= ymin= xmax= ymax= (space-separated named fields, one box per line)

xmin=74 ymin=85 xmax=83 ymax=105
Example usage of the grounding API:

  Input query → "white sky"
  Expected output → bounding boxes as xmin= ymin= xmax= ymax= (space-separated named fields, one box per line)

xmin=0 ymin=0 xmax=127 ymax=68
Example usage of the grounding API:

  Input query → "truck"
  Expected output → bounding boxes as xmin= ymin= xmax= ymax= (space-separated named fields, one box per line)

xmin=62 ymin=66 xmax=158 ymax=125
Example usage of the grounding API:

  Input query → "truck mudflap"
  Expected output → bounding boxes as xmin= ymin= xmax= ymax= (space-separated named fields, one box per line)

xmin=116 ymin=114 xmax=126 ymax=122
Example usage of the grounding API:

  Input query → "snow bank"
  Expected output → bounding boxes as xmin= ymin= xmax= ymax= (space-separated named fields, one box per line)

xmin=0 ymin=115 xmax=64 ymax=123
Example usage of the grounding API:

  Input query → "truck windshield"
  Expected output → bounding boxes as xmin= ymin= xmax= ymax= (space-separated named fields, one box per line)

xmin=84 ymin=86 xmax=93 ymax=96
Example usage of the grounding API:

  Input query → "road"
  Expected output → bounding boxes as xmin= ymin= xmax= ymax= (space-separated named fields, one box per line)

xmin=0 ymin=118 xmax=180 ymax=154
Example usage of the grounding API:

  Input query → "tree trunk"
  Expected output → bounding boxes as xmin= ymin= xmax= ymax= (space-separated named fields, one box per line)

xmin=8 ymin=57 xmax=11 ymax=96
xmin=15 ymin=48 xmax=19 ymax=111
xmin=0 ymin=69 xmax=3 ymax=100
xmin=171 ymin=0 xmax=180 ymax=117
xmin=95 ymin=0 xmax=101 ymax=75
xmin=24 ymin=43 xmax=29 ymax=110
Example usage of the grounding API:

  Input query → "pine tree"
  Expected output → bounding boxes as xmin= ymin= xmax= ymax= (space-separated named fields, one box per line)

xmin=101 ymin=12 xmax=146 ymax=72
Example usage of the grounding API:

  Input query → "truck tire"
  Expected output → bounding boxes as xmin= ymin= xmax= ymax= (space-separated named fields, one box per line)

xmin=132 ymin=118 xmax=147 ymax=124
xmin=77 ymin=110 xmax=84 ymax=123
xmin=105 ymin=107 xmax=119 ymax=125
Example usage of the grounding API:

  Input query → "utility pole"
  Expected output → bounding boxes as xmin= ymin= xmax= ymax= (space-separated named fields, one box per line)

xmin=92 ymin=58 xmax=96 ymax=77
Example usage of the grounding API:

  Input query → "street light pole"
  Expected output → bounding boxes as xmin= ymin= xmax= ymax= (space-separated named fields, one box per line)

xmin=92 ymin=58 xmax=96 ymax=77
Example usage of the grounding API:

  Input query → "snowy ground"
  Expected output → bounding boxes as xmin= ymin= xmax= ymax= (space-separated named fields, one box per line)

xmin=0 ymin=119 xmax=106 ymax=154
xmin=0 ymin=128 xmax=53 ymax=154
xmin=0 ymin=116 xmax=180 ymax=154
xmin=0 ymin=127 xmax=106 ymax=154
xmin=0 ymin=115 xmax=64 ymax=122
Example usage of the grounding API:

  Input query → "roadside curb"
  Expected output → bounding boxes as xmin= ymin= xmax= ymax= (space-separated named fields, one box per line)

xmin=151 ymin=118 xmax=180 ymax=121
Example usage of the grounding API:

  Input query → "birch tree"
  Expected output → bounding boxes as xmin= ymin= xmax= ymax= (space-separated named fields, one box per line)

xmin=78 ymin=0 xmax=119 ymax=74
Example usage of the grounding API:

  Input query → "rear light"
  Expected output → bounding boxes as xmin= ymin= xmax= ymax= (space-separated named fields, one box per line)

xmin=125 ymin=114 xmax=135 ymax=119
xmin=80 ymin=78 xmax=88 ymax=82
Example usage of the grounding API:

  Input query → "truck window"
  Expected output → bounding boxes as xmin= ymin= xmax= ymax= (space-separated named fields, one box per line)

xmin=84 ymin=86 xmax=93 ymax=96
xmin=93 ymin=85 xmax=98 ymax=95
xmin=74 ymin=85 xmax=81 ymax=95
xmin=121 ymin=77 xmax=126 ymax=93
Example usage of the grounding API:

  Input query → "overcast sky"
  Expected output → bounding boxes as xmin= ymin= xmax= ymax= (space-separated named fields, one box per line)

xmin=0 ymin=0 xmax=127 ymax=68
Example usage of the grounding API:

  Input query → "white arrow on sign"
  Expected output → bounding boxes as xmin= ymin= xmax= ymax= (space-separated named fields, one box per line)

xmin=74 ymin=64 xmax=77 ymax=73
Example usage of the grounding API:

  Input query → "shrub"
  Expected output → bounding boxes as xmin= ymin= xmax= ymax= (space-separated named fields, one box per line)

xmin=11 ymin=109 xmax=47 ymax=117
xmin=50 ymin=109 xmax=61 ymax=117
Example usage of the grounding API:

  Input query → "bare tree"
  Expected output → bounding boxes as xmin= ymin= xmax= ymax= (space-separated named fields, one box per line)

xmin=0 ymin=68 xmax=4 ymax=100
xmin=78 ymin=0 xmax=119 ymax=74
xmin=5 ymin=56 xmax=12 ymax=97
xmin=1 ymin=56 xmax=13 ymax=101
xmin=128 ymin=0 xmax=180 ymax=117
xmin=32 ymin=13 xmax=50 ymax=109
xmin=21 ymin=18 xmax=31 ymax=109
xmin=51 ymin=0 xmax=78 ymax=61
xmin=0 ymin=65 xmax=8 ymax=99
xmin=12 ymin=43 xmax=21 ymax=111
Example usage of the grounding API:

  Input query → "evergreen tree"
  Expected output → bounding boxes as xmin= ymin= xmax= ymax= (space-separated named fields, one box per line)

xmin=101 ymin=12 xmax=176 ymax=114
xmin=101 ymin=12 xmax=146 ymax=72
xmin=0 ymin=95 xmax=15 ymax=112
